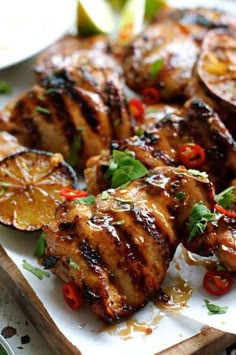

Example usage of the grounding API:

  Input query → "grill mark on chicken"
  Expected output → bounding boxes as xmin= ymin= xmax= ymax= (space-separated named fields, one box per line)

xmin=79 ymin=239 xmax=102 ymax=267
xmin=45 ymin=91 xmax=76 ymax=144
xmin=42 ymin=71 xmax=99 ymax=132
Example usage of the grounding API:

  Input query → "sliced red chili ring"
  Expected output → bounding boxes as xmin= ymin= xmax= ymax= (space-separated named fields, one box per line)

xmin=62 ymin=282 xmax=84 ymax=310
xmin=214 ymin=204 xmax=236 ymax=218
xmin=177 ymin=143 xmax=206 ymax=168
xmin=128 ymin=98 xmax=145 ymax=121
xmin=142 ymin=87 xmax=160 ymax=105
xmin=60 ymin=188 xmax=88 ymax=201
xmin=203 ymin=270 xmax=233 ymax=296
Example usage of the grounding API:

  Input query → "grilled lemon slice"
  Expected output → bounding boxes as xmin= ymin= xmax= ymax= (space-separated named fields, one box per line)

xmin=198 ymin=29 xmax=236 ymax=111
xmin=0 ymin=150 xmax=78 ymax=231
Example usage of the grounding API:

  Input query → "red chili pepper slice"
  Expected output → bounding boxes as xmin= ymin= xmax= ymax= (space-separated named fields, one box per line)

xmin=214 ymin=204 xmax=236 ymax=218
xmin=60 ymin=188 xmax=88 ymax=201
xmin=62 ymin=282 xmax=84 ymax=310
xmin=177 ymin=143 xmax=206 ymax=168
xmin=128 ymin=98 xmax=145 ymax=121
xmin=203 ymin=270 xmax=233 ymax=296
xmin=142 ymin=87 xmax=160 ymax=105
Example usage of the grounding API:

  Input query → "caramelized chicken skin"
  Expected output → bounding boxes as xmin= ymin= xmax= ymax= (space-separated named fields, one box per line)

xmin=122 ymin=20 xmax=199 ymax=100
xmin=44 ymin=166 xmax=217 ymax=323
xmin=85 ymin=98 xmax=236 ymax=195
xmin=0 ymin=53 xmax=133 ymax=169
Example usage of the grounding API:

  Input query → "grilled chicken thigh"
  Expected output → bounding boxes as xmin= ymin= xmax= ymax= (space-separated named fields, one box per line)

xmin=0 ymin=52 xmax=133 ymax=169
xmin=85 ymin=98 xmax=236 ymax=195
xmin=44 ymin=165 xmax=228 ymax=323
xmin=122 ymin=20 xmax=199 ymax=100
xmin=35 ymin=34 xmax=110 ymax=79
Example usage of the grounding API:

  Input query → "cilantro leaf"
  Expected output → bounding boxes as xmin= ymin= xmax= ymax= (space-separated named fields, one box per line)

xmin=187 ymin=202 xmax=215 ymax=241
xmin=0 ymin=184 xmax=7 ymax=196
xmin=112 ymin=220 xmax=125 ymax=225
xmin=204 ymin=299 xmax=228 ymax=315
xmin=175 ymin=191 xmax=186 ymax=201
xmin=150 ymin=59 xmax=163 ymax=77
xmin=67 ymin=128 xmax=84 ymax=167
xmin=34 ymin=232 xmax=46 ymax=258
xmin=22 ymin=260 xmax=50 ymax=280
xmin=67 ymin=258 xmax=80 ymax=270
xmin=104 ymin=150 xmax=148 ymax=189
xmin=101 ymin=191 xmax=109 ymax=200
xmin=74 ymin=195 xmax=96 ymax=206
xmin=216 ymin=186 xmax=235 ymax=210
xmin=0 ymin=80 xmax=12 ymax=94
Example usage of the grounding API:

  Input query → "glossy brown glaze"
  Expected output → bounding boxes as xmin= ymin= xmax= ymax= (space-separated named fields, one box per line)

xmin=44 ymin=166 xmax=216 ymax=323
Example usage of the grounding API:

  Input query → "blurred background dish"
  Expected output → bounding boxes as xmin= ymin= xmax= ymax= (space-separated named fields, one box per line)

xmin=0 ymin=0 xmax=76 ymax=70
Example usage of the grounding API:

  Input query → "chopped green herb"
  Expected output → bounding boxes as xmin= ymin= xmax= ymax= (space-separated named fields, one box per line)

xmin=0 ymin=184 xmax=7 ymax=196
xmin=104 ymin=150 xmax=148 ymax=189
xmin=188 ymin=169 xmax=208 ymax=178
xmin=45 ymin=88 xmax=60 ymax=95
xmin=34 ymin=232 xmax=46 ymax=258
xmin=216 ymin=264 xmax=227 ymax=271
xmin=175 ymin=191 xmax=186 ymax=201
xmin=101 ymin=191 xmax=109 ymax=200
xmin=74 ymin=195 xmax=96 ymax=206
xmin=216 ymin=186 xmax=235 ymax=210
xmin=145 ymin=0 xmax=166 ymax=20
xmin=150 ymin=59 xmax=163 ymax=77
xmin=112 ymin=220 xmax=125 ymax=225
xmin=115 ymin=197 xmax=132 ymax=203
xmin=135 ymin=128 xmax=144 ymax=137
xmin=36 ymin=106 xmax=51 ymax=115
xmin=38 ymin=95 xmax=45 ymax=101
xmin=22 ymin=260 xmax=50 ymax=280
xmin=204 ymin=299 xmax=228 ymax=315
xmin=0 ymin=80 xmax=12 ymax=94
xmin=67 ymin=258 xmax=80 ymax=270
xmin=187 ymin=202 xmax=215 ymax=241
xmin=114 ymin=118 xmax=120 ymax=127
xmin=67 ymin=128 xmax=84 ymax=167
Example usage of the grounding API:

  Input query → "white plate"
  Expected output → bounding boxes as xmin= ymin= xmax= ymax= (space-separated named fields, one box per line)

xmin=0 ymin=0 xmax=76 ymax=70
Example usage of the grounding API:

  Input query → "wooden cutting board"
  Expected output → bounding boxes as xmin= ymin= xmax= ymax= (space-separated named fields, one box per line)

xmin=0 ymin=245 xmax=235 ymax=355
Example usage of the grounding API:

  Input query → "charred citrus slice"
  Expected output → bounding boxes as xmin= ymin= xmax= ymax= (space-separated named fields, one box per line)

xmin=0 ymin=149 xmax=78 ymax=231
xmin=198 ymin=29 xmax=236 ymax=110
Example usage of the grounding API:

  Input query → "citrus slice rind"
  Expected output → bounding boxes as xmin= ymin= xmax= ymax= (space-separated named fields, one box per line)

xmin=77 ymin=0 xmax=115 ymax=36
xmin=0 ymin=149 xmax=78 ymax=231
xmin=198 ymin=29 xmax=236 ymax=110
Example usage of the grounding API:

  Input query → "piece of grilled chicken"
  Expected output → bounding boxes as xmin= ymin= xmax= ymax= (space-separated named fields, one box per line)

xmin=121 ymin=7 xmax=236 ymax=101
xmin=44 ymin=165 xmax=235 ymax=323
xmin=34 ymin=34 xmax=111 ymax=79
xmin=153 ymin=7 xmax=236 ymax=46
xmin=85 ymin=98 xmax=236 ymax=195
xmin=0 ymin=52 xmax=133 ymax=169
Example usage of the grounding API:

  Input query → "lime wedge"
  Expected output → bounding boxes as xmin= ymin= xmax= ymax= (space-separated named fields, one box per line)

xmin=77 ymin=0 xmax=115 ymax=36
xmin=108 ymin=0 xmax=127 ymax=11
xmin=117 ymin=0 xmax=145 ymax=45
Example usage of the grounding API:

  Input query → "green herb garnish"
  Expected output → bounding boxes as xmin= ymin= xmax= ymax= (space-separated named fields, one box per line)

xmin=101 ymin=191 xmax=109 ymax=200
xmin=45 ymin=88 xmax=60 ymax=95
xmin=150 ymin=59 xmax=163 ymax=77
xmin=215 ymin=186 xmax=235 ymax=210
xmin=114 ymin=118 xmax=120 ymax=127
xmin=36 ymin=106 xmax=51 ymax=115
xmin=112 ymin=220 xmax=125 ymax=225
xmin=74 ymin=195 xmax=96 ymax=206
xmin=204 ymin=299 xmax=228 ymax=315
xmin=22 ymin=260 xmax=50 ymax=280
xmin=38 ymin=95 xmax=45 ymax=101
xmin=104 ymin=150 xmax=148 ymax=189
xmin=0 ymin=184 xmax=7 ymax=196
xmin=188 ymin=169 xmax=208 ymax=178
xmin=135 ymin=128 xmax=144 ymax=137
xmin=175 ymin=191 xmax=186 ymax=201
xmin=115 ymin=197 xmax=132 ymax=203
xmin=67 ymin=258 xmax=80 ymax=270
xmin=187 ymin=202 xmax=215 ymax=241
xmin=67 ymin=128 xmax=84 ymax=167
xmin=34 ymin=232 xmax=46 ymax=258
xmin=0 ymin=80 xmax=12 ymax=94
